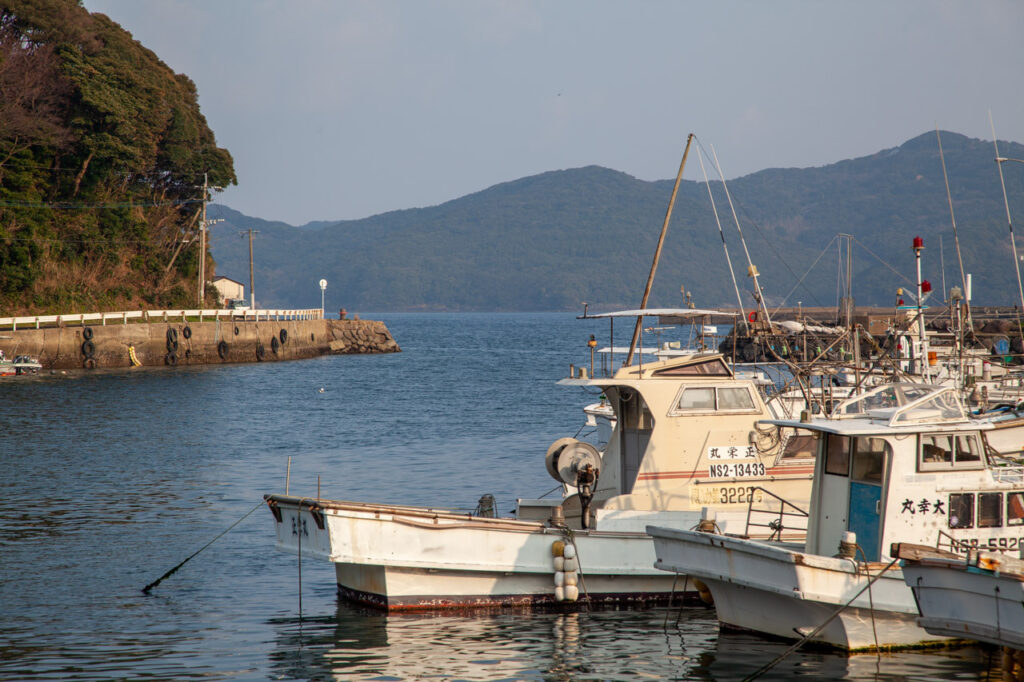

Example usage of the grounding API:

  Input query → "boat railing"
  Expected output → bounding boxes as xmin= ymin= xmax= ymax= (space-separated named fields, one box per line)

xmin=935 ymin=529 xmax=974 ymax=554
xmin=743 ymin=486 xmax=809 ymax=541
xmin=990 ymin=465 xmax=1024 ymax=485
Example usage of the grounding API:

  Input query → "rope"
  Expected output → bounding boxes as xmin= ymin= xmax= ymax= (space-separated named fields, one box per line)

xmin=559 ymin=525 xmax=592 ymax=610
xmin=142 ymin=499 xmax=265 ymax=594
xmin=743 ymin=557 xmax=899 ymax=681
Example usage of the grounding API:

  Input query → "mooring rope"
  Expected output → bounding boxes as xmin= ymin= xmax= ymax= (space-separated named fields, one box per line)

xmin=743 ymin=557 xmax=899 ymax=681
xmin=141 ymin=499 xmax=265 ymax=594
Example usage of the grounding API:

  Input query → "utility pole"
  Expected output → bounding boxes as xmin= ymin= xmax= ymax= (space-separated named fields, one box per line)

xmin=196 ymin=172 xmax=223 ymax=306
xmin=240 ymin=228 xmax=259 ymax=309
xmin=198 ymin=173 xmax=208 ymax=305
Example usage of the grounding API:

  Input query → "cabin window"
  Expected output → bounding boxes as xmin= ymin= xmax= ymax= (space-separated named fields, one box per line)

xmin=718 ymin=387 xmax=755 ymax=410
xmin=780 ymin=432 xmax=816 ymax=460
xmin=671 ymin=386 xmax=758 ymax=414
xmin=920 ymin=433 xmax=985 ymax=472
xmin=949 ymin=493 xmax=975 ymax=529
xmin=677 ymin=387 xmax=715 ymax=410
xmin=1008 ymin=493 xmax=1024 ymax=526
xmin=850 ymin=437 xmax=887 ymax=483
xmin=954 ymin=435 xmax=982 ymax=465
xmin=654 ymin=357 xmax=732 ymax=376
xmin=824 ymin=435 xmax=850 ymax=476
xmin=979 ymin=493 xmax=1003 ymax=528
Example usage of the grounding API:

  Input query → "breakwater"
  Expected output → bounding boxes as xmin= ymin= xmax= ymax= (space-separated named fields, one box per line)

xmin=0 ymin=318 xmax=399 ymax=370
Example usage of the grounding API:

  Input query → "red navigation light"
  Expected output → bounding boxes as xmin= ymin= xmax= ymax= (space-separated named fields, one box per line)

xmin=921 ymin=280 xmax=932 ymax=293
xmin=913 ymin=236 xmax=924 ymax=249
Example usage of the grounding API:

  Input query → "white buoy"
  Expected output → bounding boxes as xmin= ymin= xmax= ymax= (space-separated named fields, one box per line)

xmin=554 ymin=586 xmax=565 ymax=601
xmin=554 ymin=571 xmax=565 ymax=587
xmin=553 ymin=556 xmax=565 ymax=571
xmin=563 ymin=557 xmax=578 ymax=572
xmin=564 ymin=571 xmax=578 ymax=587
xmin=565 ymin=585 xmax=579 ymax=601
xmin=563 ymin=544 xmax=576 ymax=559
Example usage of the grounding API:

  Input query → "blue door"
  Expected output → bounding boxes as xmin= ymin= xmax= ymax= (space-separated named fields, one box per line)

xmin=848 ymin=481 xmax=882 ymax=561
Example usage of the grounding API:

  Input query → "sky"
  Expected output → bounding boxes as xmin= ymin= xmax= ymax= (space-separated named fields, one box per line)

xmin=82 ymin=0 xmax=1024 ymax=226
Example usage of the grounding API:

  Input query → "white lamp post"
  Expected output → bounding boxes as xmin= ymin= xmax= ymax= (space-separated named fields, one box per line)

xmin=319 ymin=278 xmax=327 ymax=317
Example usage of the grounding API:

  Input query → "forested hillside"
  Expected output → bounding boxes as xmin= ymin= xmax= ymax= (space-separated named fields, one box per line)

xmin=0 ymin=0 xmax=234 ymax=314
xmin=210 ymin=132 xmax=1024 ymax=312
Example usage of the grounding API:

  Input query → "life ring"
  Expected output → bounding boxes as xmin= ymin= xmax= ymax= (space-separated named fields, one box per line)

xmin=182 ymin=326 xmax=192 ymax=340
xmin=166 ymin=338 xmax=179 ymax=353
xmin=256 ymin=344 xmax=266 ymax=361
xmin=748 ymin=311 xmax=758 ymax=323
xmin=82 ymin=327 xmax=94 ymax=340
xmin=218 ymin=340 xmax=228 ymax=359
xmin=279 ymin=329 xmax=288 ymax=344
xmin=81 ymin=339 xmax=95 ymax=357
xmin=166 ymin=328 xmax=178 ymax=343
xmin=271 ymin=336 xmax=280 ymax=353
xmin=234 ymin=326 xmax=240 ymax=336
xmin=164 ymin=352 xmax=177 ymax=366
xmin=83 ymin=357 xmax=97 ymax=369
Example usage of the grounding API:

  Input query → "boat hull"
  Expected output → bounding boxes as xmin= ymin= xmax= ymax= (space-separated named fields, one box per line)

xmin=267 ymin=495 xmax=681 ymax=610
xmin=648 ymin=526 xmax=951 ymax=651
xmin=903 ymin=558 xmax=1024 ymax=649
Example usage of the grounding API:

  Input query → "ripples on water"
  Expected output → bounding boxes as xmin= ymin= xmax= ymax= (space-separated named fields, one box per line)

xmin=0 ymin=313 xmax=1000 ymax=679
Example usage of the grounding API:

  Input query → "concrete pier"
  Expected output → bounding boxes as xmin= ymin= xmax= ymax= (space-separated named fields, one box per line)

xmin=0 ymin=318 xmax=399 ymax=370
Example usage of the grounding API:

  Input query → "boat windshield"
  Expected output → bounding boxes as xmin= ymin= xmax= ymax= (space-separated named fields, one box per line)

xmin=832 ymin=383 xmax=934 ymax=417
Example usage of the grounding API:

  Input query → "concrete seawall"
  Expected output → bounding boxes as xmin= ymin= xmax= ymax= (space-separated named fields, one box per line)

xmin=0 ymin=318 xmax=399 ymax=370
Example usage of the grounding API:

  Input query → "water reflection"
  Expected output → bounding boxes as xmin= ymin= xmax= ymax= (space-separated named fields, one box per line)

xmin=268 ymin=603 xmax=997 ymax=681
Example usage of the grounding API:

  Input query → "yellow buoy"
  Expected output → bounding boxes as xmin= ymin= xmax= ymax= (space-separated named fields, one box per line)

xmin=551 ymin=541 xmax=565 ymax=557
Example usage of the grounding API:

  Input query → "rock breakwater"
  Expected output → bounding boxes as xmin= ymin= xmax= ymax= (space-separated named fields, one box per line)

xmin=0 ymin=318 xmax=399 ymax=370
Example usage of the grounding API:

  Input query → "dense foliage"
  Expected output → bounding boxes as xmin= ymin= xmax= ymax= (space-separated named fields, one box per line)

xmin=0 ymin=0 xmax=235 ymax=314
xmin=211 ymin=132 xmax=1024 ymax=312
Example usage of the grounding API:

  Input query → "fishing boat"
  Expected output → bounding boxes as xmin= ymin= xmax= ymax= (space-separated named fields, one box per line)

xmin=896 ymin=543 xmax=1024 ymax=650
xmin=265 ymin=321 xmax=821 ymax=610
xmin=649 ymin=382 xmax=1024 ymax=650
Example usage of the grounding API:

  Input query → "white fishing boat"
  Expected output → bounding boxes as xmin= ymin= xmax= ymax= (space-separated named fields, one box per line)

xmin=649 ymin=382 xmax=1024 ymax=650
xmin=896 ymin=543 xmax=1024 ymax=650
xmin=266 ymin=323 xmax=820 ymax=610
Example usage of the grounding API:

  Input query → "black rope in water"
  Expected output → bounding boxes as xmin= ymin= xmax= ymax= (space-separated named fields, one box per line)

xmin=742 ymin=557 xmax=899 ymax=681
xmin=141 ymin=500 xmax=266 ymax=594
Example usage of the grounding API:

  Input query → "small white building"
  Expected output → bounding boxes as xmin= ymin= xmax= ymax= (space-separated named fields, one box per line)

xmin=212 ymin=276 xmax=245 ymax=304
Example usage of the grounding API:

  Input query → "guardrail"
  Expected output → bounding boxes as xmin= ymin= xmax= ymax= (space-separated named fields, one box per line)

xmin=0 ymin=308 xmax=323 ymax=330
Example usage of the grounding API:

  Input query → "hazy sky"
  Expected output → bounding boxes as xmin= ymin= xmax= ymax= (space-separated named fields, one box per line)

xmin=83 ymin=1 xmax=1024 ymax=226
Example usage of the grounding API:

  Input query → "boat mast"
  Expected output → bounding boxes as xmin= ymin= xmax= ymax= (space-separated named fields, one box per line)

xmin=989 ymin=112 xmax=1024 ymax=326
xmin=626 ymin=133 xmax=694 ymax=367
xmin=936 ymin=128 xmax=972 ymax=326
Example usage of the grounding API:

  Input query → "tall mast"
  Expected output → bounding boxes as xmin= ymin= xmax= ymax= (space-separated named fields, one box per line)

xmin=990 ymin=112 xmax=1024 ymax=319
xmin=625 ymin=133 xmax=694 ymax=367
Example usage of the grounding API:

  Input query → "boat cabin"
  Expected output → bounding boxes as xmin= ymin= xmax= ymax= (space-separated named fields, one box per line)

xmin=768 ymin=383 xmax=1024 ymax=563
xmin=552 ymin=352 xmax=815 ymax=530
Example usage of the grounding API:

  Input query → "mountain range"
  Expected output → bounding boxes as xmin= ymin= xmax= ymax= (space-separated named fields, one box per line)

xmin=208 ymin=132 xmax=1024 ymax=313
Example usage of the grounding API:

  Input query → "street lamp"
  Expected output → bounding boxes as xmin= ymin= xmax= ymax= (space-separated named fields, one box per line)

xmin=319 ymin=279 xmax=327 ymax=317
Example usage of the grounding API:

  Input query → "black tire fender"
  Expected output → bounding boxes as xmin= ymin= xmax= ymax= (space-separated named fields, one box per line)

xmin=82 ymin=327 xmax=94 ymax=340
xmin=218 ymin=340 xmax=228 ymax=359
xmin=271 ymin=336 xmax=280 ymax=353
xmin=83 ymin=357 xmax=97 ymax=369
xmin=81 ymin=339 xmax=95 ymax=357
xmin=279 ymin=329 xmax=288 ymax=344
xmin=256 ymin=344 xmax=266 ymax=361
xmin=182 ymin=326 xmax=192 ymax=340
xmin=165 ymin=352 xmax=177 ymax=366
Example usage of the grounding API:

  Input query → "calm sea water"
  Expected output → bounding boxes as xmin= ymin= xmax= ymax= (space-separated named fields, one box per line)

xmin=0 ymin=313 xmax=997 ymax=680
